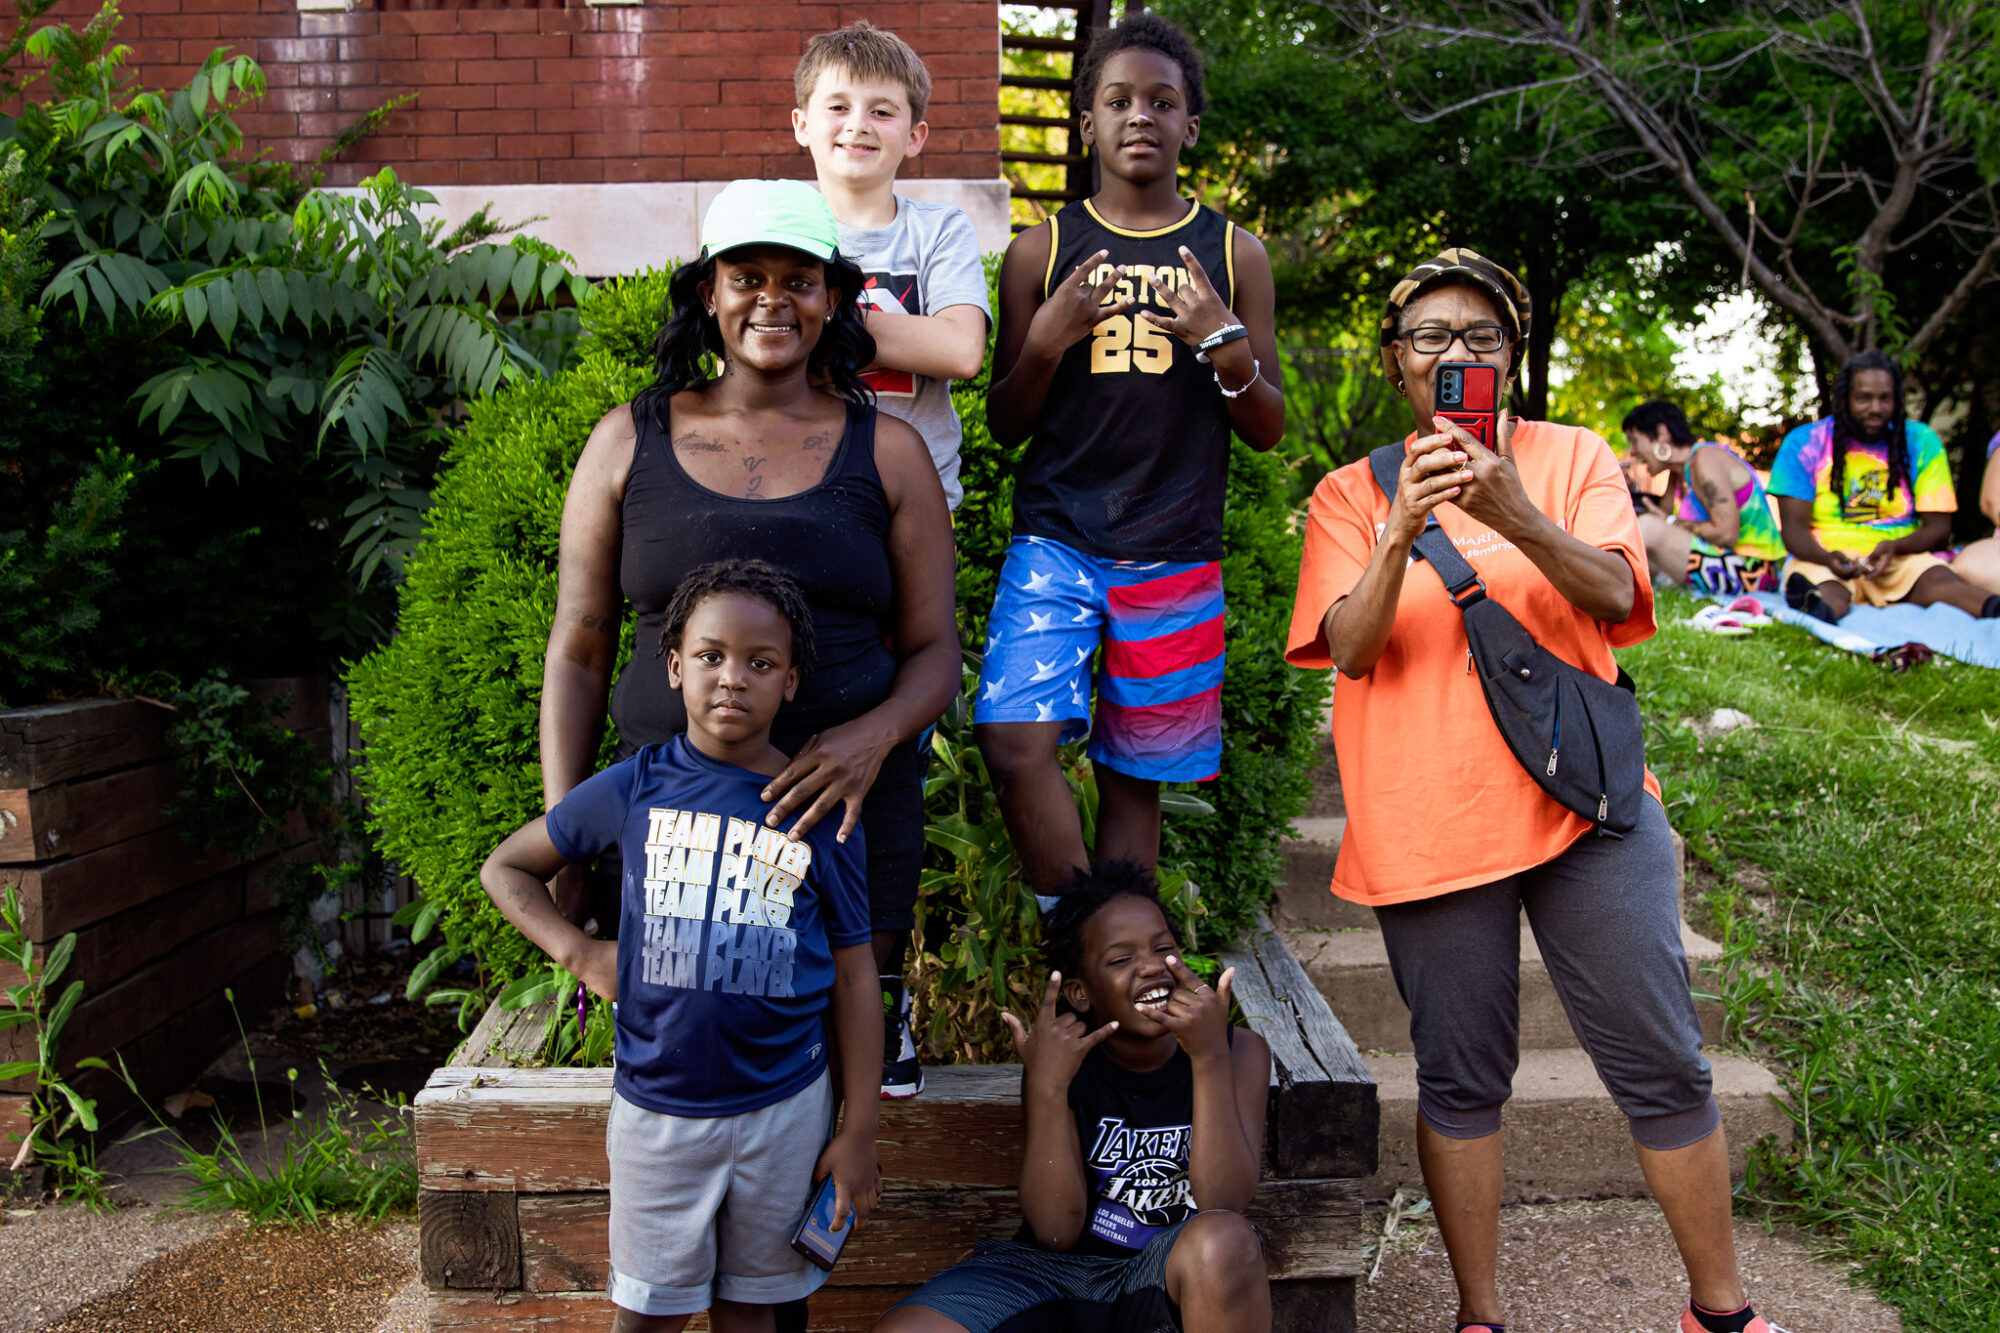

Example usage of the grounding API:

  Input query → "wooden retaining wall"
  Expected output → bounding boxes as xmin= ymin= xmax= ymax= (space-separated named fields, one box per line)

xmin=0 ymin=680 xmax=328 ymax=1131
xmin=415 ymin=915 xmax=1377 ymax=1331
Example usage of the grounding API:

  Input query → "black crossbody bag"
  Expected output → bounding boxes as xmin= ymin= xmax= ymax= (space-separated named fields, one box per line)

xmin=1368 ymin=444 xmax=1647 ymax=836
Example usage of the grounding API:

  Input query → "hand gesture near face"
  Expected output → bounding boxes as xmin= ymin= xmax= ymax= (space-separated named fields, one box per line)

xmin=1140 ymin=245 xmax=1235 ymax=349
xmin=1153 ymin=955 xmax=1233 ymax=1062
xmin=1029 ymin=250 xmax=1134 ymax=356
xmin=1003 ymin=972 xmax=1118 ymax=1092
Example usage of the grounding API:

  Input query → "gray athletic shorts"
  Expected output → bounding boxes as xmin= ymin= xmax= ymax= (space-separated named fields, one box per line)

xmin=606 ymin=1067 xmax=834 ymax=1316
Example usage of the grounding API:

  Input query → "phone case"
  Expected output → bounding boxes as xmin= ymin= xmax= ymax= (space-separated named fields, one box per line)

xmin=790 ymin=1173 xmax=848 ymax=1273
xmin=1435 ymin=360 xmax=1500 ymax=449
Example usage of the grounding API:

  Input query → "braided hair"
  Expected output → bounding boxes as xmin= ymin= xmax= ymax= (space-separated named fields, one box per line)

xmin=1042 ymin=860 xmax=1181 ymax=1018
xmin=656 ymin=558 xmax=817 ymax=681
xmin=1828 ymin=350 xmax=1910 ymax=520
xmin=1074 ymin=13 xmax=1207 ymax=117
xmin=638 ymin=250 xmax=877 ymax=431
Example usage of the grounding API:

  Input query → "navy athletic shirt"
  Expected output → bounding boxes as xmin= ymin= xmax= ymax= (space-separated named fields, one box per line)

xmin=546 ymin=735 xmax=870 ymax=1118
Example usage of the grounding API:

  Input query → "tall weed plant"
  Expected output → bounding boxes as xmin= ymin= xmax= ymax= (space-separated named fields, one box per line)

xmin=0 ymin=886 xmax=111 ymax=1206
xmin=2 ymin=6 xmax=591 ymax=699
xmin=119 ymin=991 xmax=416 ymax=1224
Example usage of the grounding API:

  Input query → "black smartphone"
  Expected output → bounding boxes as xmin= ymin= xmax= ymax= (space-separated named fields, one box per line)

xmin=1434 ymin=360 xmax=1501 ymax=450
xmin=790 ymin=1172 xmax=850 ymax=1273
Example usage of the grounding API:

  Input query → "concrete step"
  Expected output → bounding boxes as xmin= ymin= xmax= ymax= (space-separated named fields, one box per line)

xmin=1285 ymin=921 xmax=1727 ymax=1053
xmin=1363 ymin=1047 xmax=1792 ymax=1201
xmin=1272 ymin=817 xmax=1377 ymax=932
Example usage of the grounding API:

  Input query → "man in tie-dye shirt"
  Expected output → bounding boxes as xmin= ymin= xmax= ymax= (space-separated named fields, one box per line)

xmin=1770 ymin=351 xmax=2000 ymax=622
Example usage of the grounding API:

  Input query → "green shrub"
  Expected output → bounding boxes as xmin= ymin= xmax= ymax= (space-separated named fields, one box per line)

xmin=351 ymin=261 xmax=1324 ymax=1005
xmin=0 ymin=447 xmax=133 ymax=709
xmin=347 ymin=274 xmax=666 ymax=987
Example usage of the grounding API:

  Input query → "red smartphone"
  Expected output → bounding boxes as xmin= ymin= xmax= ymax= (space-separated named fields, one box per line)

xmin=1434 ymin=361 xmax=1500 ymax=449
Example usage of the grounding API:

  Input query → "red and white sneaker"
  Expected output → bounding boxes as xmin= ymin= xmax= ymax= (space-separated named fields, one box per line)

xmin=1679 ymin=1306 xmax=1790 ymax=1333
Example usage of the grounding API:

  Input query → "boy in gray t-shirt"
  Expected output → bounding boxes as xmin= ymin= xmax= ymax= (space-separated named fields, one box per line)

xmin=794 ymin=21 xmax=991 ymax=512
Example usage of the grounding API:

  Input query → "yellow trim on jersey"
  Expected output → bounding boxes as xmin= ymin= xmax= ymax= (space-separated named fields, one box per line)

xmin=1081 ymin=197 xmax=1200 ymax=239
xmin=1041 ymin=214 xmax=1062 ymax=300
xmin=1223 ymin=220 xmax=1238 ymax=303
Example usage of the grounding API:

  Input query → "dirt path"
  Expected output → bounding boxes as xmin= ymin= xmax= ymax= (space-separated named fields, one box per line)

xmin=34 ymin=1219 xmax=415 ymax=1333
xmin=1359 ymin=1197 xmax=1903 ymax=1332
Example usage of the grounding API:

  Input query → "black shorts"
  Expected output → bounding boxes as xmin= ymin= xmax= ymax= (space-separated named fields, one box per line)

xmin=891 ymin=1222 xmax=1186 ymax=1333
xmin=593 ymin=736 xmax=923 ymax=937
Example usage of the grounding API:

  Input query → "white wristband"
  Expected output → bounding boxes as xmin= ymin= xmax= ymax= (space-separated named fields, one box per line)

xmin=1215 ymin=358 xmax=1260 ymax=399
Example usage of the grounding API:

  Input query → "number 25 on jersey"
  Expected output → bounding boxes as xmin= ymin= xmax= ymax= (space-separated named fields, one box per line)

xmin=1090 ymin=314 xmax=1174 ymax=376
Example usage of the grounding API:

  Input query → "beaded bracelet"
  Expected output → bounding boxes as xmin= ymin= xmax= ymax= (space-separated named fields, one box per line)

xmin=1216 ymin=358 xmax=1260 ymax=399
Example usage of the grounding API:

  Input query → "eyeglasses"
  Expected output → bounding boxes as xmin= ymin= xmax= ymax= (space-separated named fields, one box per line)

xmin=1398 ymin=324 xmax=1509 ymax=354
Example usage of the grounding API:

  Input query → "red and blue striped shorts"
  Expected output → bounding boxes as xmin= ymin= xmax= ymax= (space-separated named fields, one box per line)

xmin=973 ymin=536 xmax=1223 ymax=783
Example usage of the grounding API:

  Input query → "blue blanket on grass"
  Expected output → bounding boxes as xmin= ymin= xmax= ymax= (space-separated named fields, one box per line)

xmin=1736 ymin=591 xmax=2000 ymax=669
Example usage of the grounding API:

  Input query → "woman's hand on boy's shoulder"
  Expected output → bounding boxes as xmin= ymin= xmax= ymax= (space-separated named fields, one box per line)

xmin=1004 ymin=971 xmax=1118 ymax=1092
xmin=1156 ymin=956 xmax=1233 ymax=1064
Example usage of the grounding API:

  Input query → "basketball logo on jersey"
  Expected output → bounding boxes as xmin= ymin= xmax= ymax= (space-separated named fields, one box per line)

xmin=1083 ymin=262 xmax=1191 ymax=376
xmin=858 ymin=271 xmax=920 ymax=397
xmin=1084 ymin=1116 xmax=1194 ymax=1246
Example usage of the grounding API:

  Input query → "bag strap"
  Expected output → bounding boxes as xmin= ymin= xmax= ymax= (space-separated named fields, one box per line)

xmin=1367 ymin=444 xmax=1488 ymax=609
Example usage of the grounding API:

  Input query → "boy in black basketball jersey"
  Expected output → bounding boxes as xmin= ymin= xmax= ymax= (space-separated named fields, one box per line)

xmin=973 ymin=15 xmax=1285 ymax=910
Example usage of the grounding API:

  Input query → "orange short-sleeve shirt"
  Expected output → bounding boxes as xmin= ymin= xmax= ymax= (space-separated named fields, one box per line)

xmin=1285 ymin=421 xmax=1664 ymax=906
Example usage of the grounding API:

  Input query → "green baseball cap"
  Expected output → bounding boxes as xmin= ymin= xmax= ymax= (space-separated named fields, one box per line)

xmin=699 ymin=179 xmax=840 ymax=262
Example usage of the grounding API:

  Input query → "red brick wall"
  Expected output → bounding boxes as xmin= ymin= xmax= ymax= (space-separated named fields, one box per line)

xmin=45 ymin=0 xmax=1000 ymax=187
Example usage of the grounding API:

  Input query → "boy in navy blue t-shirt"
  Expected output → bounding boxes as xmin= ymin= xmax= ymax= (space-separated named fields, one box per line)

xmin=482 ymin=559 xmax=881 ymax=1331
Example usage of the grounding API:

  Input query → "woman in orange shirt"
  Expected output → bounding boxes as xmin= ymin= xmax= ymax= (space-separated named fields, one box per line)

xmin=1285 ymin=251 xmax=1781 ymax=1333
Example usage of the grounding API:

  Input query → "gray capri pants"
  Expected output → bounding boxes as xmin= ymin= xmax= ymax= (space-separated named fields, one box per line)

xmin=1374 ymin=796 xmax=1719 ymax=1151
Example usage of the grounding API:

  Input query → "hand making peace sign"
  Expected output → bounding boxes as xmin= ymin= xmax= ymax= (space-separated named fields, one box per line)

xmin=1029 ymin=249 xmax=1135 ymax=353
xmin=1141 ymin=244 xmax=1237 ymax=349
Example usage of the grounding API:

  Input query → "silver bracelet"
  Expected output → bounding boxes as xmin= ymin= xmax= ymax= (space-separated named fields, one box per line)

xmin=1215 ymin=357 xmax=1260 ymax=399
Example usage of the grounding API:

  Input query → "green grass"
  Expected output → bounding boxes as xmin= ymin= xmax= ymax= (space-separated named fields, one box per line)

xmin=1621 ymin=587 xmax=2000 ymax=1330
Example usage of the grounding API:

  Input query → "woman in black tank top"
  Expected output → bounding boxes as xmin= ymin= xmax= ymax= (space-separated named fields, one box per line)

xmin=538 ymin=186 xmax=958 ymax=992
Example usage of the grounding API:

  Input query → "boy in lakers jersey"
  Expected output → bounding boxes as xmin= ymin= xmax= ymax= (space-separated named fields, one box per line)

xmin=974 ymin=15 xmax=1285 ymax=910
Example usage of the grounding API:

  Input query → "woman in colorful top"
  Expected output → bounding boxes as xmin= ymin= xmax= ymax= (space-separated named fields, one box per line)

xmin=1769 ymin=350 xmax=1999 ymax=622
xmin=1948 ymin=429 xmax=2000 ymax=597
xmin=1285 ymin=249 xmax=1782 ymax=1333
xmin=1621 ymin=399 xmax=1785 ymax=596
